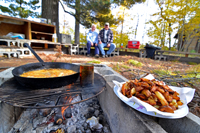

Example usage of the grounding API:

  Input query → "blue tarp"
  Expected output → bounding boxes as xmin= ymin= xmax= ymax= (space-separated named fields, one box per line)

xmin=11 ymin=35 xmax=24 ymax=39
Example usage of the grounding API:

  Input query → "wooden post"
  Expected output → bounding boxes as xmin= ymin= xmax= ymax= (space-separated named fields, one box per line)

xmin=44 ymin=43 xmax=48 ymax=49
xmin=28 ymin=22 xmax=32 ymax=40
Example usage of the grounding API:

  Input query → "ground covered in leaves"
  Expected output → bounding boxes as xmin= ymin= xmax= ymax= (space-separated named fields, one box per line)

xmin=0 ymin=53 xmax=199 ymax=117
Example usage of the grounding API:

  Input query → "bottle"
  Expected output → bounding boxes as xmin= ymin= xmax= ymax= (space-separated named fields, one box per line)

xmin=52 ymin=33 xmax=57 ymax=43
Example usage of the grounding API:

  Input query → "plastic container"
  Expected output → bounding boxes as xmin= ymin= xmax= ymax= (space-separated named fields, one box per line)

xmin=127 ymin=40 xmax=140 ymax=49
xmin=121 ymin=43 xmax=123 ymax=48
xmin=40 ymin=18 xmax=47 ymax=23
xmin=48 ymin=19 xmax=51 ymax=24
xmin=52 ymin=34 xmax=58 ymax=43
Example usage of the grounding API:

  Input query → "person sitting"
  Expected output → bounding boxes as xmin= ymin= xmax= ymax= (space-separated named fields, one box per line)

xmin=98 ymin=22 xmax=116 ymax=58
xmin=86 ymin=24 xmax=99 ymax=58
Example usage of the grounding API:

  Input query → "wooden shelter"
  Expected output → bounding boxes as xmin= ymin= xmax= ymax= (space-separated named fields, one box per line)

xmin=0 ymin=14 xmax=58 ymax=48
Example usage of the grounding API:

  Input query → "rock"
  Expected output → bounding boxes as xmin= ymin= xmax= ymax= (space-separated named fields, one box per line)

xmin=65 ymin=111 xmax=72 ymax=119
xmin=103 ymin=126 xmax=109 ymax=133
xmin=35 ymin=126 xmax=46 ymax=133
xmin=85 ymin=129 xmax=91 ymax=133
xmin=99 ymin=108 xmax=103 ymax=114
xmin=89 ymin=102 xmax=93 ymax=107
xmin=86 ymin=116 xmax=103 ymax=131
xmin=67 ymin=125 xmax=76 ymax=133
xmin=88 ymin=107 xmax=95 ymax=114
xmin=98 ymin=115 xmax=106 ymax=125
xmin=94 ymin=123 xmax=103 ymax=131
xmin=84 ymin=113 xmax=92 ymax=119
xmin=76 ymin=129 xmax=82 ymax=133
xmin=94 ymin=128 xmax=102 ymax=133
xmin=38 ymin=108 xmax=51 ymax=117
xmin=94 ymin=110 xmax=99 ymax=117
xmin=93 ymin=105 xmax=100 ymax=110
xmin=83 ymin=122 xmax=88 ymax=130
xmin=79 ymin=126 xmax=85 ymax=132
xmin=74 ymin=109 xmax=78 ymax=114
xmin=92 ymin=98 xmax=98 ymax=103
xmin=71 ymin=117 xmax=77 ymax=123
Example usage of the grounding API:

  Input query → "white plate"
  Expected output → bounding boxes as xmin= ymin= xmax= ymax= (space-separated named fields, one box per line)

xmin=113 ymin=77 xmax=195 ymax=119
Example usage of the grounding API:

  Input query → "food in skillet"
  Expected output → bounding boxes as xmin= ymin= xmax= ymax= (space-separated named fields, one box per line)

xmin=121 ymin=78 xmax=183 ymax=113
xmin=20 ymin=68 xmax=76 ymax=78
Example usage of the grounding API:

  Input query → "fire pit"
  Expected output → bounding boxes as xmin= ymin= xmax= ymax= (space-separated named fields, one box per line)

xmin=0 ymin=69 xmax=111 ymax=132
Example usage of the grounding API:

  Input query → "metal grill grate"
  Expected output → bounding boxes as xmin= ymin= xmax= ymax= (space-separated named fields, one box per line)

xmin=0 ymin=73 xmax=105 ymax=109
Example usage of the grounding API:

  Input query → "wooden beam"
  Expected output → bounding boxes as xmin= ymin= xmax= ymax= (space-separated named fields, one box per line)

xmin=44 ymin=43 xmax=48 ymax=49
xmin=28 ymin=22 xmax=32 ymax=40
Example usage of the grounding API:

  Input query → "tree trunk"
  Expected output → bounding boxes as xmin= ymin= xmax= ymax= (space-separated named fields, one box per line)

xmin=196 ymin=39 xmax=200 ymax=53
xmin=142 ymin=0 xmax=149 ymax=42
xmin=184 ymin=36 xmax=195 ymax=52
xmin=19 ymin=0 xmax=22 ymax=18
xmin=181 ymin=32 xmax=192 ymax=51
xmin=161 ymin=22 xmax=166 ymax=47
xmin=179 ymin=23 xmax=185 ymax=51
xmin=75 ymin=20 xmax=80 ymax=44
xmin=42 ymin=0 xmax=60 ymax=42
xmin=74 ymin=0 xmax=80 ymax=45
xmin=179 ymin=0 xmax=188 ymax=51
xmin=135 ymin=13 xmax=139 ymax=39
xmin=120 ymin=7 xmax=125 ymax=44
xmin=177 ymin=26 xmax=181 ymax=51
xmin=169 ymin=23 xmax=171 ymax=50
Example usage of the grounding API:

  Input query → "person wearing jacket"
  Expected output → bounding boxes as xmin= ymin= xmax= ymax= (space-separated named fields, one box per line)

xmin=86 ymin=24 xmax=99 ymax=58
xmin=98 ymin=22 xmax=116 ymax=58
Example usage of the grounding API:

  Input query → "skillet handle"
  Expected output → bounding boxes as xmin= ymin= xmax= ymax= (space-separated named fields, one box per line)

xmin=24 ymin=43 xmax=45 ymax=66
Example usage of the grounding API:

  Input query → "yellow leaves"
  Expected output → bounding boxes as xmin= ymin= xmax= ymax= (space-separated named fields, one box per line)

xmin=146 ymin=0 xmax=200 ymax=46
xmin=115 ymin=5 xmax=130 ymax=24
xmin=152 ymin=12 xmax=160 ymax=16
xmin=119 ymin=5 xmax=126 ymax=11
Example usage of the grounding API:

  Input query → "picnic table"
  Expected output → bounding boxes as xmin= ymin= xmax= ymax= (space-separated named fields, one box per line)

xmin=139 ymin=49 xmax=200 ymax=61
xmin=155 ymin=50 xmax=200 ymax=57
xmin=155 ymin=50 xmax=200 ymax=61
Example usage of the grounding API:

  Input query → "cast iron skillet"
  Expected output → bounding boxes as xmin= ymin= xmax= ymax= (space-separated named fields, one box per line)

xmin=12 ymin=43 xmax=80 ymax=89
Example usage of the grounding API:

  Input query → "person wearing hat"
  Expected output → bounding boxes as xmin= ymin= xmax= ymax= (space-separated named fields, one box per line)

xmin=86 ymin=24 xmax=99 ymax=58
xmin=98 ymin=22 xmax=116 ymax=58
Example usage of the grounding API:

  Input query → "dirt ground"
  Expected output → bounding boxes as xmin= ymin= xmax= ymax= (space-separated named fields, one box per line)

xmin=0 ymin=53 xmax=192 ymax=72
xmin=0 ymin=53 xmax=199 ymax=117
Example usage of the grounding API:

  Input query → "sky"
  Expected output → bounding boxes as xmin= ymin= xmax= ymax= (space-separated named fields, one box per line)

xmin=0 ymin=0 xmax=176 ymax=46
